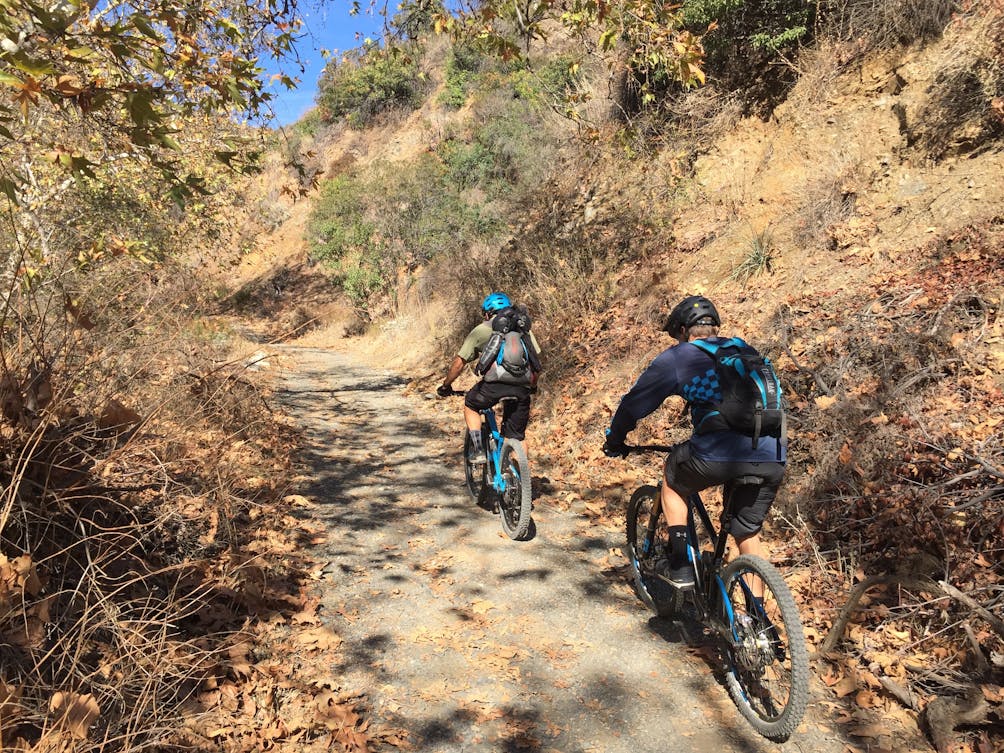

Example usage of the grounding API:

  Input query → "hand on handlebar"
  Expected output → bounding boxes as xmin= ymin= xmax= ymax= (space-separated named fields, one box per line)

xmin=602 ymin=438 xmax=674 ymax=457
xmin=602 ymin=438 xmax=631 ymax=458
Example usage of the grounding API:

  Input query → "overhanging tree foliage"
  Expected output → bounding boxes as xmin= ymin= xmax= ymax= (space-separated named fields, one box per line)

xmin=0 ymin=0 xmax=304 ymax=199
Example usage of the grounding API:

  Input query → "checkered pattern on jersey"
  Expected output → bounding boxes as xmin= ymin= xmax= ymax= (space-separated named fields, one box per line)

xmin=683 ymin=368 xmax=721 ymax=403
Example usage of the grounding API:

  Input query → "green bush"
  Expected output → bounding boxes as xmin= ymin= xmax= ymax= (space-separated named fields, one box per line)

xmin=340 ymin=254 xmax=384 ymax=307
xmin=682 ymin=0 xmax=816 ymax=113
xmin=510 ymin=55 xmax=580 ymax=104
xmin=437 ymin=88 xmax=557 ymax=198
xmin=439 ymin=45 xmax=483 ymax=109
xmin=368 ymin=153 xmax=503 ymax=264
xmin=291 ymin=108 xmax=321 ymax=137
xmin=684 ymin=0 xmax=814 ymax=54
xmin=306 ymin=155 xmax=504 ymax=314
xmin=307 ymin=175 xmax=375 ymax=265
xmin=316 ymin=44 xmax=425 ymax=127
xmin=438 ymin=139 xmax=494 ymax=189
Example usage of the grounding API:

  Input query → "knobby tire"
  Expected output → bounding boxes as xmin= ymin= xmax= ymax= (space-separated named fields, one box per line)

xmin=719 ymin=554 xmax=810 ymax=741
xmin=625 ymin=485 xmax=683 ymax=618
xmin=497 ymin=439 xmax=532 ymax=540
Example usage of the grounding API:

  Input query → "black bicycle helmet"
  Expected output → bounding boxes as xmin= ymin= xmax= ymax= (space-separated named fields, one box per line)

xmin=663 ymin=295 xmax=721 ymax=334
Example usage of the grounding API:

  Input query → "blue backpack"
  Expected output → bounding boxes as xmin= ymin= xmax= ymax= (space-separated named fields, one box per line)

xmin=690 ymin=337 xmax=785 ymax=449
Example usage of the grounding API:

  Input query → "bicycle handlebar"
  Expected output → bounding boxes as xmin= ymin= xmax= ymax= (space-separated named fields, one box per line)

xmin=624 ymin=443 xmax=673 ymax=454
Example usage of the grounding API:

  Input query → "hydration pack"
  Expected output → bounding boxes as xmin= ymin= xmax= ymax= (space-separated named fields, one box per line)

xmin=475 ymin=306 xmax=539 ymax=385
xmin=690 ymin=337 xmax=785 ymax=449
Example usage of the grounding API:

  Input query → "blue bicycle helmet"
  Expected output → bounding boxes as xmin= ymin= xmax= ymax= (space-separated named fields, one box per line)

xmin=481 ymin=292 xmax=512 ymax=314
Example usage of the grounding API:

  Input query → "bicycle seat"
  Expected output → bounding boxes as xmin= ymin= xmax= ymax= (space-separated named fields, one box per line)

xmin=732 ymin=475 xmax=766 ymax=487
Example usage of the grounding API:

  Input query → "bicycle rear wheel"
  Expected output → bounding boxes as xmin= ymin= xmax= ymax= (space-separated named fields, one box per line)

xmin=497 ymin=439 xmax=532 ymax=540
xmin=625 ymin=485 xmax=683 ymax=618
xmin=719 ymin=554 xmax=809 ymax=741
xmin=464 ymin=429 xmax=489 ymax=505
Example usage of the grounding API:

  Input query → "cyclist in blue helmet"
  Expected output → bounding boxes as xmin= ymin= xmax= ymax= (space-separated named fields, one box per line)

xmin=438 ymin=292 xmax=542 ymax=464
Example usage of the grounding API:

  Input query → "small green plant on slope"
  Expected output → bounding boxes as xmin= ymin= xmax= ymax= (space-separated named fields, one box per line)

xmin=437 ymin=78 xmax=562 ymax=199
xmin=684 ymin=0 xmax=814 ymax=58
xmin=307 ymin=175 xmax=375 ymax=266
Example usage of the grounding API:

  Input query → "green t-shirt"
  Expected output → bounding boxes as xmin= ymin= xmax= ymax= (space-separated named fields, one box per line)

xmin=457 ymin=322 xmax=541 ymax=363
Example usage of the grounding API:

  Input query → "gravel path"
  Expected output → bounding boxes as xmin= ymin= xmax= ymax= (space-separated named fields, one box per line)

xmin=276 ymin=346 xmax=851 ymax=753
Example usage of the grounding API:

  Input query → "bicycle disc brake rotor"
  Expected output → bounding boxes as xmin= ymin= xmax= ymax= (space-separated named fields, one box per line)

xmin=735 ymin=616 xmax=774 ymax=671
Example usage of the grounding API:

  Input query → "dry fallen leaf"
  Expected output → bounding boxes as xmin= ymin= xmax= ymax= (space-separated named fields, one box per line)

xmin=50 ymin=691 xmax=100 ymax=739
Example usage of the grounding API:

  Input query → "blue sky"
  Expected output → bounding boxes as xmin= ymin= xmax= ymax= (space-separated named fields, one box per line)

xmin=263 ymin=1 xmax=387 ymax=127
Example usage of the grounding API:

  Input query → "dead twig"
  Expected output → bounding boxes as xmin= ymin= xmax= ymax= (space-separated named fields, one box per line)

xmin=817 ymin=573 xmax=940 ymax=655
xmin=781 ymin=342 xmax=833 ymax=395
xmin=879 ymin=675 xmax=919 ymax=711
xmin=937 ymin=580 xmax=1004 ymax=640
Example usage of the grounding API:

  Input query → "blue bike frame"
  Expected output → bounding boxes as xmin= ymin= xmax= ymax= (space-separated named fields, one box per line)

xmin=685 ymin=490 xmax=758 ymax=645
xmin=479 ymin=407 xmax=509 ymax=495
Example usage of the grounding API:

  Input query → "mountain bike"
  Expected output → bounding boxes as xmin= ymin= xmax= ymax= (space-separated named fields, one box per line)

xmin=623 ymin=445 xmax=809 ymax=742
xmin=445 ymin=391 xmax=532 ymax=540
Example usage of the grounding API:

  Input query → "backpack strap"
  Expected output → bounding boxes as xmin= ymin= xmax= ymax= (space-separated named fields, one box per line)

xmin=690 ymin=340 xmax=718 ymax=358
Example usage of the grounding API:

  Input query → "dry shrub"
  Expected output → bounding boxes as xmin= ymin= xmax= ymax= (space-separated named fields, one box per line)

xmin=659 ymin=86 xmax=745 ymax=167
xmin=783 ymin=39 xmax=856 ymax=117
xmin=0 ymin=248 xmax=300 ymax=750
xmin=821 ymin=0 xmax=957 ymax=51
xmin=430 ymin=175 xmax=649 ymax=380
xmin=792 ymin=159 xmax=861 ymax=249
xmin=911 ymin=8 xmax=1004 ymax=159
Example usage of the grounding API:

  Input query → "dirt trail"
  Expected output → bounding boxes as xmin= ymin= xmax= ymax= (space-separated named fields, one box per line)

xmin=276 ymin=345 xmax=852 ymax=753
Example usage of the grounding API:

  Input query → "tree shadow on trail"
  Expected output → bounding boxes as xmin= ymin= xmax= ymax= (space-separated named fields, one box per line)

xmin=276 ymin=350 xmax=850 ymax=753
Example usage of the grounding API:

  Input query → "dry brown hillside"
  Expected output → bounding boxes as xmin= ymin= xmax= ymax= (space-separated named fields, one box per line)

xmin=223 ymin=11 xmax=1004 ymax=752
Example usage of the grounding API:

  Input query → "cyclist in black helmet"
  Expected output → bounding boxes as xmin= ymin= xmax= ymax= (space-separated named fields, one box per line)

xmin=438 ymin=292 xmax=542 ymax=464
xmin=602 ymin=295 xmax=787 ymax=588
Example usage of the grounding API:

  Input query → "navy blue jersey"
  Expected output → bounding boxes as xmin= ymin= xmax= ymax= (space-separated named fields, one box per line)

xmin=607 ymin=338 xmax=786 ymax=462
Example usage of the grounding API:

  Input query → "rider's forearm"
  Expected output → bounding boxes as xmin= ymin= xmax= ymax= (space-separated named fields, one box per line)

xmin=443 ymin=356 xmax=466 ymax=386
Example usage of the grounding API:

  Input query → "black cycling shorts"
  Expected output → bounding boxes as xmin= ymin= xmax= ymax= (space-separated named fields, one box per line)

xmin=464 ymin=381 xmax=531 ymax=440
xmin=663 ymin=442 xmax=785 ymax=539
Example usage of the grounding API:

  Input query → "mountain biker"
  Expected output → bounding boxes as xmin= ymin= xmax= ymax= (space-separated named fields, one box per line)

xmin=602 ymin=295 xmax=786 ymax=589
xmin=437 ymin=292 xmax=542 ymax=464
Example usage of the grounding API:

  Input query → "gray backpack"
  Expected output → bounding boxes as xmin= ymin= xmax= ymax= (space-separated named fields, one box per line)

xmin=474 ymin=306 xmax=538 ymax=385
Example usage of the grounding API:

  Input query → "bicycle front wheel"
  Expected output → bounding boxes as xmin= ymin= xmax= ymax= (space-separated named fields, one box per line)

xmin=719 ymin=554 xmax=809 ymax=741
xmin=464 ymin=429 xmax=489 ymax=505
xmin=625 ymin=485 xmax=682 ymax=618
xmin=497 ymin=439 xmax=532 ymax=540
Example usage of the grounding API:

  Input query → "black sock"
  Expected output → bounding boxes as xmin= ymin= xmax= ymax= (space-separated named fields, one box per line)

xmin=667 ymin=526 xmax=688 ymax=568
